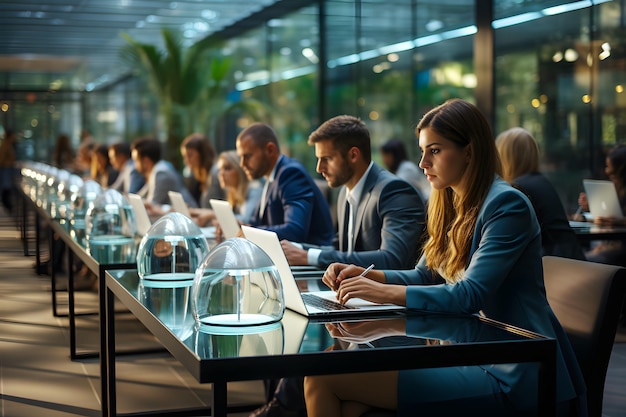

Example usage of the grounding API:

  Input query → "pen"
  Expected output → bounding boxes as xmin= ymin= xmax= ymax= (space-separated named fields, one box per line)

xmin=574 ymin=205 xmax=583 ymax=217
xmin=360 ymin=263 xmax=375 ymax=277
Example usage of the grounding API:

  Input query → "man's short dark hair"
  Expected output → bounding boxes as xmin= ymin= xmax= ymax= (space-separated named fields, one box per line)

xmin=237 ymin=123 xmax=280 ymax=150
xmin=109 ymin=142 xmax=131 ymax=159
xmin=131 ymin=137 xmax=161 ymax=163
xmin=308 ymin=115 xmax=371 ymax=161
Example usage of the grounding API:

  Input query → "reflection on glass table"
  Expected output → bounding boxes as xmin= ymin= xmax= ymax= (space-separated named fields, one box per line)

xmin=569 ymin=220 xmax=626 ymax=242
xmin=110 ymin=269 xmax=540 ymax=360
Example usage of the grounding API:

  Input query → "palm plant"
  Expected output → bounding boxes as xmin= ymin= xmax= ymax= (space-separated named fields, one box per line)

xmin=120 ymin=28 xmax=267 ymax=160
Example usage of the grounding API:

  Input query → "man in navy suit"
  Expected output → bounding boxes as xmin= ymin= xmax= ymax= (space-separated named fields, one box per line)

xmin=282 ymin=115 xmax=425 ymax=270
xmin=236 ymin=123 xmax=334 ymax=246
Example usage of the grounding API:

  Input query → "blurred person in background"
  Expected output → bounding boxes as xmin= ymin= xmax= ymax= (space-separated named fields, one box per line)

xmin=189 ymin=150 xmax=263 ymax=227
xmin=51 ymin=133 xmax=76 ymax=171
xmin=0 ymin=129 xmax=17 ymax=213
xmin=131 ymin=137 xmax=197 ymax=216
xmin=90 ymin=143 xmax=119 ymax=188
xmin=380 ymin=138 xmax=430 ymax=203
xmin=108 ymin=142 xmax=145 ymax=194
xmin=496 ymin=127 xmax=585 ymax=260
xmin=74 ymin=142 xmax=94 ymax=178
xmin=576 ymin=143 xmax=626 ymax=266
xmin=180 ymin=133 xmax=225 ymax=208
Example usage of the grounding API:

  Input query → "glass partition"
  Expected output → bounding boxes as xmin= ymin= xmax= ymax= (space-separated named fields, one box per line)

xmin=494 ymin=0 xmax=623 ymax=212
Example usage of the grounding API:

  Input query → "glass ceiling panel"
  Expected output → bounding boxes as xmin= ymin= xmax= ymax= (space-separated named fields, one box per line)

xmin=0 ymin=0 xmax=282 ymax=90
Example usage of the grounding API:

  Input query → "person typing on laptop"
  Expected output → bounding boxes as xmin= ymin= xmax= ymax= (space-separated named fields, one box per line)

xmin=236 ymin=123 xmax=334 ymax=246
xmin=304 ymin=99 xmax=586 ymax=417
xmin=281 ymin=115 xmax=425 ymax=270
xmin=576 ymin=143 xmax=626 ymax=266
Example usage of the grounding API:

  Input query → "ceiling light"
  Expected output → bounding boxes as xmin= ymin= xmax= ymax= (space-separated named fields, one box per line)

xmin=564 ymin=48 xmax=578 ymax=62
xmin=425 ymin=20 xmax=443 ymax=32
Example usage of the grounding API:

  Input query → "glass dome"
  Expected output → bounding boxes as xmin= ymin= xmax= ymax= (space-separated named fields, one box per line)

xmin=192 ymin=237 xmax=284 ymax=329
xmin=49 ymin=171 xmax=82 ymax=219
xmin=85 ymin=189 xmax=137 ymax=264
xmin=36 ymin=164 xmax=58 ymax=208
xmin=136 ymin=212 xmax=211 ymax=341
xmin=137 ymin=212 xmax=210 ymax=281
xmin=69 ymin=180 xmax=102 ymax=246
xmin=46 ymin=168 xmax=70 ymax=217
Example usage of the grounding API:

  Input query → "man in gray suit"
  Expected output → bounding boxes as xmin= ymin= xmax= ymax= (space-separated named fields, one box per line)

xmin=281 ymin=114 xmax=426 ymax=270
xmin=131 ymin=137 xmax=197 ymax=216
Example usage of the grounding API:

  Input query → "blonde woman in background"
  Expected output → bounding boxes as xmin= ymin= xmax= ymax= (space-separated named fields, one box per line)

xmin=496 ymin=127 xmax=584 ymax=260
xmin=189 ymin=150 xmax=263 ymax=227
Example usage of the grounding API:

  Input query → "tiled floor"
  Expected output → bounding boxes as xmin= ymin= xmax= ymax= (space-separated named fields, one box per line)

xmin=0 ymin=211 xmax=263 ymax=417
xmin=0 ymin=208 xmax=625 ymax=417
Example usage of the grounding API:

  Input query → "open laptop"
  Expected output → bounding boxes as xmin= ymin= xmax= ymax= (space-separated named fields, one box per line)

xmin=583 ymin=179 xmax=624 ymax=219
xmin=168 ymin=191 xmax=191 ymax=217
xmin=128 ymin=193 xmax=153 ymax=235
xmin=209 ymin=199 xmax=242 ymax=239
xmin=241 ymin=225 xmax=405 ymax=318
xmin=169 ymin=191 xmax=216 ymax=239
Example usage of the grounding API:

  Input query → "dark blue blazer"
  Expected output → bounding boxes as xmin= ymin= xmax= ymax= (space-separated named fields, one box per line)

xmin=249 ymin=155 xmax=334 ymax=246
xmin=387 ymin=178 xmax=586 ymax=415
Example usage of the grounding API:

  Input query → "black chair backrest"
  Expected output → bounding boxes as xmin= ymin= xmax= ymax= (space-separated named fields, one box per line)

xmin=543 ymin=256 xmax=626 ymax=417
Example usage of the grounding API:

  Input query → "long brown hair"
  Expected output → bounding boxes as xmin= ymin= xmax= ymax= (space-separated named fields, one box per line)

xmin=418 ymin=99 xmax=502 ymax=282
xmin=181 ymin=133 xmax=216 ymax=191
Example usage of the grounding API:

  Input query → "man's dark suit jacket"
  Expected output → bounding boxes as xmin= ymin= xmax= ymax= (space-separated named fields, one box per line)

xmin=304 ymin=163 xmax=426 ymax=269
xmin=249 ymin=155 xmax=334 ymax=246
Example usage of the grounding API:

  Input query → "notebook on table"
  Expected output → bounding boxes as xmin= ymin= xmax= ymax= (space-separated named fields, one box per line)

xmin=241 ymin=225 xmax=405 ymax=318
xmin=583 ymin=179 xmax=624 ymax=220
xmin=209 ymin=199 xmax=242 ymax=239
xmin=128 ymin=193 xmax=152 ymax=236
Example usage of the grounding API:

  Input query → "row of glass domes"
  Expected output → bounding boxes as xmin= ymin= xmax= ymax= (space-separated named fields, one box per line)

xmin=20 ymin=162 xmax=285 ymax=332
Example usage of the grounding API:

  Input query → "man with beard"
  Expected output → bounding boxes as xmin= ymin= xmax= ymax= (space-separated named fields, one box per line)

xmin=236 ymin=123 xmax=334 ymax=246
xmin=281 ymin=115 xmax=426 ymax=270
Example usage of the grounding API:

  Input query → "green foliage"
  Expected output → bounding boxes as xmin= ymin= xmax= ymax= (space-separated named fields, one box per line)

xmin=120 ymin=28 xmax=267 ymax=160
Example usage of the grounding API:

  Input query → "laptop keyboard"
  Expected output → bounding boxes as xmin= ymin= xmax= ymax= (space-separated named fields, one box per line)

xmin=301 ymin=293 xmax=355 ymax=311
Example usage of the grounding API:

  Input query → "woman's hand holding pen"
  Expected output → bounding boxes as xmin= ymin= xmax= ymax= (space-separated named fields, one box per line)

xmin=322 ymin=263 xmax=405 ymax=306
xmin=323 ymin=263 xmax=376 ymax=291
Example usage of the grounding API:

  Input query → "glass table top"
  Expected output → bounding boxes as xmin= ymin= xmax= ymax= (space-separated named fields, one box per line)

xmin=107 ymin=269 xmax=542 ymax=361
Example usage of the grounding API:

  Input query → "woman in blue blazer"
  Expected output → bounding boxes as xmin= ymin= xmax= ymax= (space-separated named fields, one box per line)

xmin=304 ymin=99 xmax=587 ymax=417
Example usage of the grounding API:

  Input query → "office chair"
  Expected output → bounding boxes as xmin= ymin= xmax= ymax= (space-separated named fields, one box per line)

xmin=543 ymin=255 xmax=626 ymax=417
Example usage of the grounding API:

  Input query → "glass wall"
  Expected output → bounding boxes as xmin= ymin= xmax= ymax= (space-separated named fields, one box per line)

xmin=0 ymin=90 xmax=82 ymax=162
xmin=2 ymin=0 xmax=623 ymax=210
xmin=494 ymin=0 xmax=625 ymax=212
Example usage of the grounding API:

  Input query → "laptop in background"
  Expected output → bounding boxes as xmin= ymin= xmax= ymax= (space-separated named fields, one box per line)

xmin=168 ymin=191 xmax=191 ymax=217
xmin=209 ymin=199 xmax=242 ymax=239
xmin=168 ymin=191 xmax=216 ymax=239
xmin=583 ymin=179 xmax=624 ymax=219
xmin=128 ymin=193 xmax=152 ymax=235
xmin=241 ymin=225 xmax=405 ymax=318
